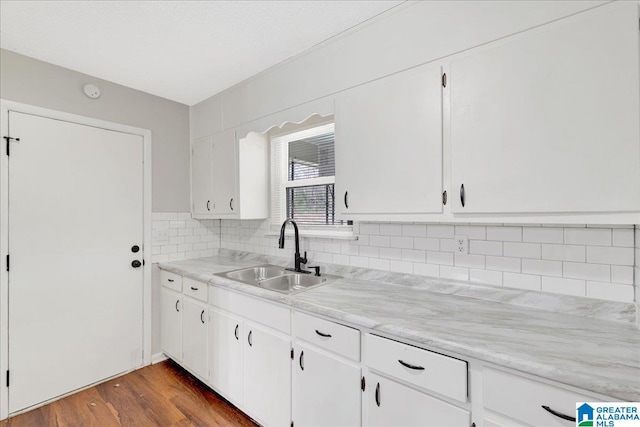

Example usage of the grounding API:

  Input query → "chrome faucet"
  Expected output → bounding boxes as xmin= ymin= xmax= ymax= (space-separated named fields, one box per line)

xmin=278 ymin=219 xmax=310 ymax=273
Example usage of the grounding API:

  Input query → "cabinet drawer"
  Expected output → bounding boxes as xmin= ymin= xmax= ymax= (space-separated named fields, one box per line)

xmin=183 ymin=277 xmax=208 ymax=302
xmin=483 ymin=367 xmax=594 ymax=427
xmin=160 ymin=270 xmax=182 ymax=292
xmin=364 ymin=334 xmax=467 ymax=403
xmin=209 ymin=286 xmax=290 ymax=334
xmin=293 ymin=311 xmax=360 ymax=361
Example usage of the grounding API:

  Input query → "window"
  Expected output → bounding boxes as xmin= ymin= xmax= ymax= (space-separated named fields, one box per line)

xmin=271 ymin=121 xmax=350 ymax=233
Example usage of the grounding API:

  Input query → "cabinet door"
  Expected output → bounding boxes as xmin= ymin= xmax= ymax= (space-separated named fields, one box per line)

xmin=192 ymin=136 xmax=214 ymax=216
xmin=450 ymin=3 xmax=640 ymax=214
xmin=292 ymin=343 xmax=361 ymax=427
xmin=182 ymin=298 xmax=208 ymax=379
xmin=160 ymin=288 xmax=182 ymax=362
xmin=335 ymin=64 xmax=443 ymax=216
xmin=365 ymin=372 xmax=470 ymax=427
xmin=212 ymin=129 xmax=237 ymax=215
xmin=209 ymin=308 xmax=244 ymax=405
xmin=244 ymin=322 xmax=291 ymax=427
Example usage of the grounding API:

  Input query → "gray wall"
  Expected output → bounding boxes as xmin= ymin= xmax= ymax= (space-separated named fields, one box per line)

xmin=0 ymin=49 xmax=190 ymax=212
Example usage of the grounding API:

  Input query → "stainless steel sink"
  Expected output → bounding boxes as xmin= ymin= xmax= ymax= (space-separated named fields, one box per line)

xmin=216 ymin=264 xmax=339 ymax=294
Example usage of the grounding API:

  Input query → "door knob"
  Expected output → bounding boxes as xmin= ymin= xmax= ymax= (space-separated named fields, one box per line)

xmin=131 ymin=245 xmax=140 ymax=253
xmin=131 ymin=260 xmax=142 ymax=268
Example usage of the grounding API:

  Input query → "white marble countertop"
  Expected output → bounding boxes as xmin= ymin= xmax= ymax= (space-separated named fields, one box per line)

xmin=159 ymin=251 xmax=640 ymax=401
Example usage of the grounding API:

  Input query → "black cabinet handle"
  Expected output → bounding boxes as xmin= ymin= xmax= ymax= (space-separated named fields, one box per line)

xmin=175 ymin=300 xmax=180 ymax=312
xmin=299 ymin=350 xmax=304 ymax=371
xmin=541 ymin=406 xmax=576 ymax=422
xmin=344 ymin=191 xmax=349 ymax=209
xmin=230 ymin=198 xmax=234 ymax=211
xmin=200 ymin=310 xmax=205 ymax=324
xmin=398 ymin=360 xmax=425 ymax=371
xmin=248 ymin=330 xmax=253 ymax=347
xmin=207 ymin=200 xmax=211 ymax=211
xmin=361 ymin=376 xmax=366 ymax=392
xmin=167 ymin=279 xmax=174 ymax=282
xmin=234 ymin=324 xmax=239 ymax=340
xmin=315 ymin=330 xmax=332 ymax=338
xmin=375 ymin=383 xmax=381 ymax=407
xmin=131 ymin=260 xmax=142 ymax=268
xmin=190 ymin=286 xmax=198 ymax=291
xmin=460 ymin=184 xmax=465 ymax=207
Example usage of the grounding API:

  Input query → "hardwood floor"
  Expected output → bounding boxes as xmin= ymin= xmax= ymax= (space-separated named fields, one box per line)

xmin=0 ymin=360 xmax=258 ymax=427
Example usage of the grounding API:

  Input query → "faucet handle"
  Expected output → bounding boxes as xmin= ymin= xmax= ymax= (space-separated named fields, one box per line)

xmin=300 ymin=251 xmax=308 ymax=264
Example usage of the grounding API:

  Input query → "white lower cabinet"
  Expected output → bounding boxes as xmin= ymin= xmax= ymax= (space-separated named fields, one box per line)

xmin=182 ymin=298 xmax=208 ymax=379
xmin=243 ymin=321 xmax=292 ymax=427
xmin=292 ymin=343 xmax=361 ymax=427
xmin=160 ymin=287 xmax=182 ymax=362
xmin=365 ymin=372 xmax=471 ymax=427
xmin=209 ymin=308 xmax=244 ymax=406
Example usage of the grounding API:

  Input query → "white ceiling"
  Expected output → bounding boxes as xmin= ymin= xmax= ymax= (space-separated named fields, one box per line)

xmin=0 ymin=1 xmax=402 ymax=105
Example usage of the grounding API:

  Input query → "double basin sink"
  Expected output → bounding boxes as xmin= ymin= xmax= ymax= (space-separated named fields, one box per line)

xmin=216 ymin=264 xmax=340 ymax=295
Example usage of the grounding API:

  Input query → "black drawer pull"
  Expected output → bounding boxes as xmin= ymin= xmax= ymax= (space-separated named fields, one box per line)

xmin=200 ymin=310 xmax=205 ymax=324
xmin=190 ymin=286 xmax=198 ymax=291
xmin=375 ymin=383 xmax=381 ymax=407
xmin=541 ymin=406 xmax=576 ymax=422
xmin=234 ymin=324 xmax=239 ymax=340
xmin=175 ymin=300 xmax=180 ymax=312
xmin=299 ymin=350 xmax=304 ymax=371
xmin=315 ymin=330 xmax=332 ymax=338
xmin=398 ymin=360 xmax=425 ymax=371
xmin=167 ymin=279 xmax=174 ymax=282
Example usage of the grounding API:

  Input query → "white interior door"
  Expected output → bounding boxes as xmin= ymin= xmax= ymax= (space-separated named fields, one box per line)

xmin=8 ymin=111 xmax=144 ymax=413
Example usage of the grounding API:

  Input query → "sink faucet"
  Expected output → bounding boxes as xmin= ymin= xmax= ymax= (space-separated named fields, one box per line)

xmin=278 ymin=219 xmax=310 ymax=273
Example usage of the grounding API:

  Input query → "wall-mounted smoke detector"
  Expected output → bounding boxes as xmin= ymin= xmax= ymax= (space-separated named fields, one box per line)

xmin=83 ymin=84 xmax=101 ymax=99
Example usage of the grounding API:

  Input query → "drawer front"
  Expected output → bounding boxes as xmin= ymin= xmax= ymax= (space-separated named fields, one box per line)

xmin=183 ymin=277 xmax=208 ymax=302
xmin=364 ymin=334 xmax=468 ymax=403
xmin=293 ymin=311 xmax=360 ymax=361
xmin=209 ymin=286 xmax=290 ymax=334
xmin=483 ymin=367 xmax=595 ymax=427
xmin=160 ymin=270 xmax=182 ymax=292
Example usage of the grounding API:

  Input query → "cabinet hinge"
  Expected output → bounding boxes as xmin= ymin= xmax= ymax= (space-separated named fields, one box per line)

xmin=290 ymin=348 xmax=294 ymax=360
xmin=6 ymin=254 xmax=9 ymax=272
xmin=442 ymin=72 xmax=447 ymax=88
xmin=3 ymin=136 xmax=19 ymax=156
xmin=6 ymin=370 xmax=9 ymax=387
xmin=361 ymin=376 xmax=366 ymax=392
xmin=442 ymin=190 xmax=447 ymax=206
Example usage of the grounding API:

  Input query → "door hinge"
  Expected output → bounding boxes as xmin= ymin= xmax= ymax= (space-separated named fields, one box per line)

xmin=442 ymin=190 xmax=448 ymax=206
xmin=361 ymin=376 xmax=366 ymax=392
xmin=290 ymin=348 xmax=294 ymax=360
xmin=442 ymin=72 xmax=447 ymax=88
xmin=6 ymin=254 xmax=9 ymax=272
xmin=6 ymin=370 xmax=9 ymax=387
xmin=3 ymin=136 xmax=19 ymax=156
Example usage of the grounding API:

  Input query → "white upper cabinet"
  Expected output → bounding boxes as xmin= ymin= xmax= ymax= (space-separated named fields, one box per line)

xmin=191 ymin=136 xmax=214 ymax=216
xmin=335 ymin=64 xmax=444 ymax=217
xmin=191 ymin=130 xmax=268 ymax=219
xmin=449 ymin=2 xmax=640 ymax=215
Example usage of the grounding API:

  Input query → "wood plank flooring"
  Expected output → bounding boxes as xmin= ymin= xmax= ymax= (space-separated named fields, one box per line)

xmin=0 ymin=360 xmax=257 ymax=427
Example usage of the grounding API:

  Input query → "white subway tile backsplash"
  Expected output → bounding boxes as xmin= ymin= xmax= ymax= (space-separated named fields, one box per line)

xmin=586 ymin=246 xmax=634 ymax=266
xmin=504 ymin=242 xmax=541 ymax=259
xmin=523 ymin=227 xmax=563 ymax=244
xmin=542 ymin=277 xmax=586 ymax=297
xmin=586 ymin=281 xmax=634 ymax=303
xmin=564 ymin=228 xmax=611 ymax=246
xmin=152 ymin=212 xmax=221 ymax=263
xmin=216 ymin=219 xmax=637 ymax=306
xmin=470 ymin=240 xmax=502 ymax=256
xmin=564 ymin=262 xmax=610 ymax=282
xmin=487 ymin=226 xmax=522 ymax=242
xmin=541 ymin=244 xmax=585 ymax=262
xmin=522 ymin=259 xmax=562 ymax=277
xmin=612 ymin=228 xmax=634 ymax=247
xmin=504 ymin=273 xmax=540 ymax=291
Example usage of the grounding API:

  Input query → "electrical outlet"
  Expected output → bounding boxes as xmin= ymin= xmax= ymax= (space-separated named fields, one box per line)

xmin=454 ymin=235 xmax=468 ymax=254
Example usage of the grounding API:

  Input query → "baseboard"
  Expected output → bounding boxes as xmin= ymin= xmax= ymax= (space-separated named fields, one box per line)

xmin=151 ymin=352 xmax=168 ymax=364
